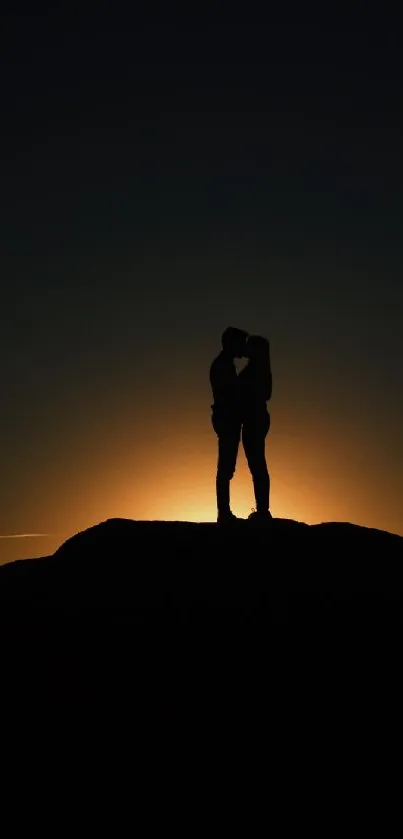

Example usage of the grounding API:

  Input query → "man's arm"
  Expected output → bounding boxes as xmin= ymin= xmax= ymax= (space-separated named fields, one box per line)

xmin=210 ymin=356 xmax=238 ymax=405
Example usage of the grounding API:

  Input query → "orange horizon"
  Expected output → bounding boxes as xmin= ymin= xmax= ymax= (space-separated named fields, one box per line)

xmin=1 ymin=420 xmax=401 ymax=566
xmin=1 ymin=390 xmax=402 ymax=568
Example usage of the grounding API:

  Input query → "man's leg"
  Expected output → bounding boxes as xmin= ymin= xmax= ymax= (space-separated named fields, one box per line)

xmin=216 ymin=427 xmax=241 ymax=519
xmin=242 ymin=424 xmax=270 ymax=514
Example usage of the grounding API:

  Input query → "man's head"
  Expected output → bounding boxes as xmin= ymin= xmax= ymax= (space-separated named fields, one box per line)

xmin=221 ymin=327 xmax=249 ymax=358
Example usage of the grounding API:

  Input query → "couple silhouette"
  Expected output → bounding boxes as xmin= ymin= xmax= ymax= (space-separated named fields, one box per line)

xmin=210 ymin=327 xmax=272 ymax=525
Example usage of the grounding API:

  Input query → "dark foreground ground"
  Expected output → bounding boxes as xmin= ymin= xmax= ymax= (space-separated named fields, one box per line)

xmin=1 ymin=517 xmax=402 ymax=759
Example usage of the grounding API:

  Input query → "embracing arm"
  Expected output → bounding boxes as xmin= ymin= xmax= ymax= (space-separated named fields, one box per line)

xmin=265 ymin=345 xmax=272 ymax=401
xmin=210 ymin=355 xmax=238 ymax=404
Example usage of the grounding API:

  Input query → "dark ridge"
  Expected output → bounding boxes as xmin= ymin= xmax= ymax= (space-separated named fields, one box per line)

xmin=1 ymin=517 xmax=401 ymax=606
xmin=1 ymin=517 xmax=402 ymax=746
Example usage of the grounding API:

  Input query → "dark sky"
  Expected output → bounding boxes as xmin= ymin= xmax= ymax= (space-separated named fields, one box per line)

xmin=1 ymin=2 xmax=402 ymax=560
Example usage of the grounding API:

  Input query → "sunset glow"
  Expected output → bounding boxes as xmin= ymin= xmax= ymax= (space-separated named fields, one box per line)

xmin=52 ymin=417 xmax=402 ymax=537
xmin=0 ymin=416 xmax=401 ymax=566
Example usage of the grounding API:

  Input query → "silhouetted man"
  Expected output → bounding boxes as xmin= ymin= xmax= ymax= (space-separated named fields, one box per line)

xmin=210 ymin=327 xmax=249 ymax=523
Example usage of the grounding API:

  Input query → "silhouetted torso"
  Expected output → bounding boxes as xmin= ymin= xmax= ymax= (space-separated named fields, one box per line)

xmin=239 ymin=360 xmax=271 ymax=428
xmin=210 ymin=351 xmax=241 ymax=429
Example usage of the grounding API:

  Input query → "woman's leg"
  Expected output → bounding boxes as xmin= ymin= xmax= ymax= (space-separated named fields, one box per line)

xmin=242 ymin=420 xmax=270 ymax=514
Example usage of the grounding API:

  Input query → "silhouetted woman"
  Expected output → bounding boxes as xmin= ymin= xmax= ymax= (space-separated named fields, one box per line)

xmin=239 ymin=335 xmax=272 ymax=522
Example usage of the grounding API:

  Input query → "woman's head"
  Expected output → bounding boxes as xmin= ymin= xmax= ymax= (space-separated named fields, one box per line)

xmin=244 ymin=335 xmax=272 ymax=401
xmin=245 ymin=335 xmax=270 ymax=362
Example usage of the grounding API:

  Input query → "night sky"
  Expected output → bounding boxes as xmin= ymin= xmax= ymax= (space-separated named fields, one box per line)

xmin=1 ymin=3 xmax=402 ymax=563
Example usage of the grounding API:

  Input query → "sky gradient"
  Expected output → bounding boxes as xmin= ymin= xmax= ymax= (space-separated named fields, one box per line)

xmin=1 ymin=4 xmax=402 ymax=563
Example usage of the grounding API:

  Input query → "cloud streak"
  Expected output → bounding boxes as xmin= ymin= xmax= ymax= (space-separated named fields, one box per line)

xmin=0 ymin=533 xmax=51 ymax=539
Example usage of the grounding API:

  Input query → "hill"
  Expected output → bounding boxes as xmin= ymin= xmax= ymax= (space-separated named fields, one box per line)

xmin=1 ymin=517 xmax=402 ymax=744
xmin=2 ymin=516 xmax=402 ymax=602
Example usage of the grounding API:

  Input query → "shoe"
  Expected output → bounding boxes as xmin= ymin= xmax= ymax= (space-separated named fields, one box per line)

xmin=247 ymin=509 xmax=273 ymax=524
xmin=217 ymin=511 xmax=241 ymax=525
